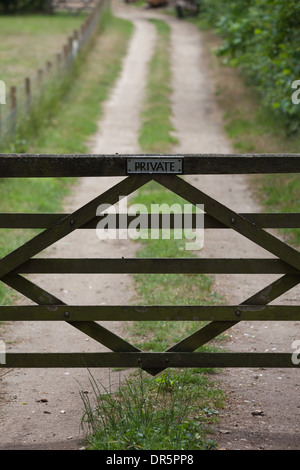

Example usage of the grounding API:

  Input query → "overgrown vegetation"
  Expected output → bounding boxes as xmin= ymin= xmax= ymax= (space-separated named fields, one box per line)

xmin=201 ymin=0 xmax=300 ymax=135
xmin=81 ymin=368 xmax=224 ymax=450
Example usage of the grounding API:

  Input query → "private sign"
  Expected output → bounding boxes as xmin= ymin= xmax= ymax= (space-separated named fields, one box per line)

xmin=127 ymin=157 xmax=183 ymax=174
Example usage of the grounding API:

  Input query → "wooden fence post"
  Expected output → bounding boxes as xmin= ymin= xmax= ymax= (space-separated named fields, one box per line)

xmin=10 ymin=86 xmax=17 ymax=137
xmin=56 ymin=53 xmax=61 ymax=71
xmin=72 ymin=30 xmax=79 ymax=58
xmin=25 ymin=77 xmax=31 ymax=115
xmin=63 ymin=44 xmax=68 ymax=65
xmin=37 ymin=69 xmax=43 ymax=89
xmin=46 ymin=61 xmax=52 ymax=76
xmin=68 ymin=36 xmax=72 ymax=59
xmin=80 ymin=22 xmax=85 ymax=41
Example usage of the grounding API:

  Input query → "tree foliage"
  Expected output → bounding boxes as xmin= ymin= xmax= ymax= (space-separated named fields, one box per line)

xmin=202 ymin=0 xmax=300 ymax=133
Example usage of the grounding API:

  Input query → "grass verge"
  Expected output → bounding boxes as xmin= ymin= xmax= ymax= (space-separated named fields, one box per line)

xmin=81 ymin=17 xmax=226 ymax=451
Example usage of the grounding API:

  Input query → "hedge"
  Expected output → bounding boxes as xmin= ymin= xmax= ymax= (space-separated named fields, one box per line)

xmin=202 ymin=0 xmax=300 ymax=134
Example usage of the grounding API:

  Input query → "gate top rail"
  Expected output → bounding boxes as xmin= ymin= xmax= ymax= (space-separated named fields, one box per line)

xmin=1 ymin=153 xmax=300 ymax=177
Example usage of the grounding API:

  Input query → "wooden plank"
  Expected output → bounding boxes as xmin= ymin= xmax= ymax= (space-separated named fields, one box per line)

xmin=154 ymin=175 xmax=300 ymax=272
xmin=0 ymin=154 xmax=300 ymax=177
xmin=1 ymin=352 xmax=298 ymax=369
xmin=1 ymin=304 xmax=299 ymax=322
xmin=1 ymin=212 xmax=299 ymax=229
xmin=0 ymin=175 xmax=152 ymax=280
xmin=205 ymin=213 xmax=300 ymax=229
xmin=15 ymin=258 xmax=299 ymax=274
xmin=204 ymin=213 xmax=300 ymax=229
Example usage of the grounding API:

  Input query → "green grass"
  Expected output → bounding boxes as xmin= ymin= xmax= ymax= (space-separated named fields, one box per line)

xmin=0 ymin=12 xmax=88 ymax=86
xmin=138 ymin=19 xmax=178 ymax=152
xmin=81 ymin=368 xmax=225 ymax=450
xmin=0 ymin=10 xmax=134 ymax=307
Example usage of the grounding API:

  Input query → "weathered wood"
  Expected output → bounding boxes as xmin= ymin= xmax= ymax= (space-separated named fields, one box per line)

xmin=1 ymin=352 xmax=298 ymax=369
xmin=15 ymin=257 xmax=299 ymax=274
xmin=0 ymin=154 xmax=300 ymax=177
xmin=0 ymin=212 xmax=299 ymax=229
xmin=9 ymin=87 xmax=16 ymax=111
xmin=24 ymin=77 xmax=31 ymax=113
xmin=9 ymin=87 xmax=17 ymax=136
xmin=37 ymin=69 xmax=43 ymax=87
xmin=1 ymin=304 xmax=299 ymax=322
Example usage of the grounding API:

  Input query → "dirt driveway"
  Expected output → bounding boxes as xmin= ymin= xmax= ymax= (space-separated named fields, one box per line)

xmin=0 ymin=1 xmax=299 ymax=450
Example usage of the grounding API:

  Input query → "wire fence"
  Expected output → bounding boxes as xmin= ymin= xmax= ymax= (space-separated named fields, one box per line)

xmin=0 ymin=0 xmax=107 ymax=149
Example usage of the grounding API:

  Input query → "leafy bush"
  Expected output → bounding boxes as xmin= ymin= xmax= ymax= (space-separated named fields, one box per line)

xmin=202 ymin=0 xmax=300 ymax=134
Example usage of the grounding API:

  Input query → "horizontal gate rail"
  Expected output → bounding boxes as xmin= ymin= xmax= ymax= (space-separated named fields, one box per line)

xmin=1 ymin=153 xmax=300 ymax=176
xmin=1 ymin=352 xmax=297 ymax=369
xmin=0 ymin=212 xmax=299 ymax=229
xmin=0 ymin=153 xmax=299 ymax=373
xmin=0 ymin=304 xmax=299 ymax=321
xmin=14 ymin=258 xmax=300 ymax=274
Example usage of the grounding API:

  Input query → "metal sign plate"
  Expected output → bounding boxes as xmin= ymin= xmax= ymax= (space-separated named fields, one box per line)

xmin=127 ymin=157 xmax=183 ymax=174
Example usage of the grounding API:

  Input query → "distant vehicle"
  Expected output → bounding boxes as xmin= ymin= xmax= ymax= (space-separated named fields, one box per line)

xmin=146 ymin=0 xmax=168 ymax=7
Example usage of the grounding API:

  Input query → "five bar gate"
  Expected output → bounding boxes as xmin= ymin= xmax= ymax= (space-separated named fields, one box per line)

xmin=0 ymin=153 xmax=299 ymax=374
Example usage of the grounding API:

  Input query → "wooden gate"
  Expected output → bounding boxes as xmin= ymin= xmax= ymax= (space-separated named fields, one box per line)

xmin=0 ymin=153 xmax=299 ymax=375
